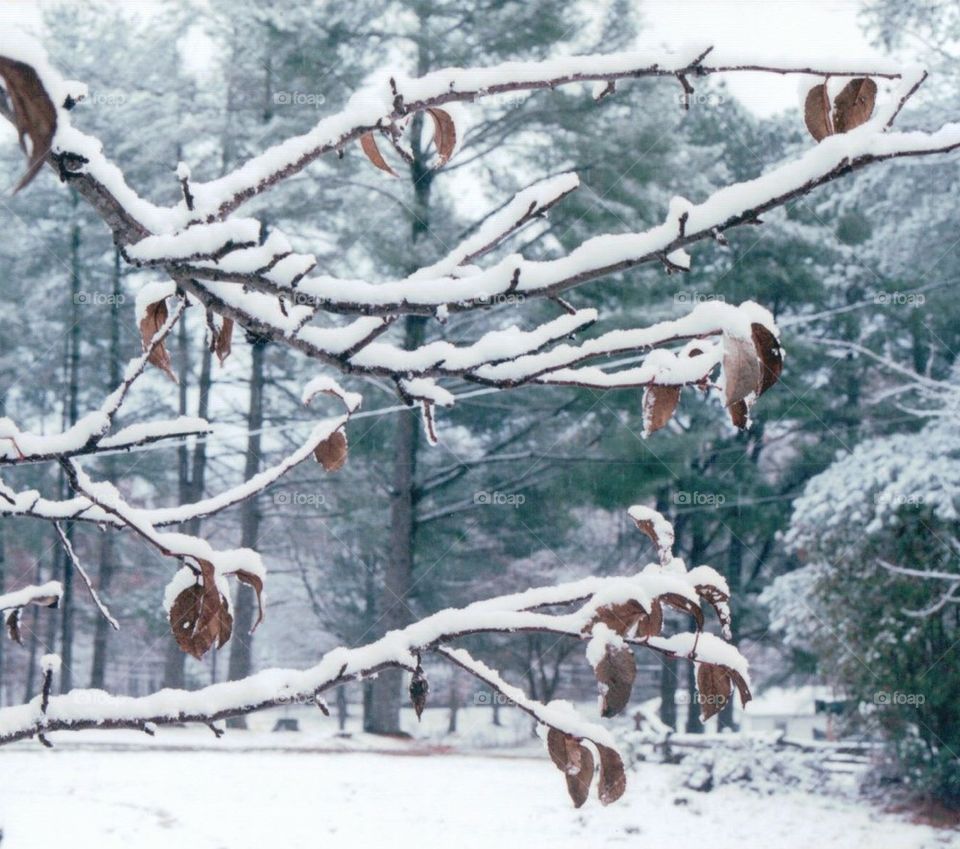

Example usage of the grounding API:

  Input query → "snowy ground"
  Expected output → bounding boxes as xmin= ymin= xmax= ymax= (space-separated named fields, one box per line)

xmin=2 ymin=719 xmax=957 ymax=849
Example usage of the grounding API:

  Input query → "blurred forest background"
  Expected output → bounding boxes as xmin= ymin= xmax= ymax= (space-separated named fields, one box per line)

xmin=1 ymin=0 xmax=958 ymax=807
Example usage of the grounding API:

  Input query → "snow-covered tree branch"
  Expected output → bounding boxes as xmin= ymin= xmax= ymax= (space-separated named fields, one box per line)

xmin=1 ymin=28 xmax=960 ymax=808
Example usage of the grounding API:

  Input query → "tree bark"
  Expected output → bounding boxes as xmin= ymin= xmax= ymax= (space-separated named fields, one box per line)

xmin=364 ymin=93 xmax=433 ymax=732
xmin=59 ymin=194 xmax=82 ymax=694
xmin=226 ymin=337 xmax=267 ymax=726
xmin=90 ymin=249 xmax=123 ymax=690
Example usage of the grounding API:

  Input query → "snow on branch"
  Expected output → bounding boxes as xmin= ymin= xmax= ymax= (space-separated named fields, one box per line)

xmin=0 ymin=508 xmax=747 ymax=807
xmin=0 ymin=33 xmax=955 ymax=806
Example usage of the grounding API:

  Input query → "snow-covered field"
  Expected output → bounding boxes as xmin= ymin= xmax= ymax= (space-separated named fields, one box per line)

xmin=2 ymin=728 xmax=956 ymax=849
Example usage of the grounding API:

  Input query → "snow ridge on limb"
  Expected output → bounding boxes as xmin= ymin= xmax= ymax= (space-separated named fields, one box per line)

xmin=0 ymin=509 xmax=748 ymax=810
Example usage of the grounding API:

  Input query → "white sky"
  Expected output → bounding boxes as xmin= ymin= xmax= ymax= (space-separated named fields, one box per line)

xmin=638 ymin=0 xmax=882 ymax=116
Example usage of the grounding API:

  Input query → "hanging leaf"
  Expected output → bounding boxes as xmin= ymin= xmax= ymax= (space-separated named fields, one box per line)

xmin=139 ymin=299 xmax=177 ymax=382
xmin=595 ymin=643 xmax=636 ymax=718
xmin=216 ymin=601 xmax=234 ymax=649
xmin=5 ymin=609 xmax=22 ymax=645
xmin=409 ymin=668 xmax=429 ymax=720
xmin=0 ymin=57 xmax=57 ymax=192
xmin=314 ymin=428 xmax=348 ymax=472
xmin=426 ymin=107 xmax=457 ymax=167
xmin=546 ymin=729 xmax=594 ymax=808
xmin=803 ymin=82 xmax=833 ymax=142
xmin=359 ymin=132 xmax=397 ymax=177
xmin=169 ymin=560 xmax=230 ymax=659
xmin=596 ymin=744 xmax=627 ymax=805
xmin=236 ymin=569 xmax=265 ymax=630
xmin=696 ymin=583 xmax=732 ymax=638
xmin=659 ymin=592 xmax=705 ymax=630
xmin=832 ymin=77 xmax=877 ymax=134
xmin=642 ymin=385 xmax=680 ymax=435
xmin=215 ymin=317 xmax=234 ymax=365
xmin=751 ymin=323 xmax=783 ymax=397
xmin=722 ymin=334 xmax=761 ymax=408
xmin=696 ymin=662 xmax=752 ymax=721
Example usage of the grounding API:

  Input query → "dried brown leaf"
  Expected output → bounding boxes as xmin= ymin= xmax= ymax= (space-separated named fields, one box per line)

xmin=313 ymin=429 xmax=348 ymax=472
xmin=833 ymin=77 xmax=877 ymax=134
xmin=169 ymin=561 xmax=230 ymax=659
xmin=139 ymin=299 xmax=177 ymax=382
xmin=409 ymin=668 xmax=429 ymax=721
xmin=5 ymin=609 xmax=22 ymax=645
xmin=696 ymin=583 xmax=732 ymax=637
xmin=596 ymin=744 xmax=626 ymax=805
xmin=215 ymin=318 xmax=234 ymax=365
xmin=751 ymin=322 xmax=783 ymax=397
xmin=546 ymin=729 xmax=594 ymax=808
xmin=596 ymin=643 xmax=636 ymax=718
xmin=696 ymin=662 xmax=732 ymax=721
xmin=0 ymin=57 xmax=57 ymax=192
xmin=642 ymin=385 xmax=680 ymax=435
xmin=803 ymin=82 xmax=832 ymax=142
xmin=236 ymin=569 xmax=265 ymax=631
xmin=723 ymin=334 xmax=761 ymax=408
xmin=659 ymin=592 xmax=704 ymax=630
xmin=359 ymin=132 xmax=397 ymax=177
xmin=426 ymin=107 xmax=457 ymax=167
xmin=565 ymin=745 xmax=594 ymax=808
xmin=590 ymin=599 xmax=661 ymax=639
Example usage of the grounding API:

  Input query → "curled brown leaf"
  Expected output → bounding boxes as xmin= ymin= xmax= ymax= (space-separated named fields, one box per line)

xmin=139 ymin=299 xmax=177 ymax=382
xmin=0 ymin=57 xmax=57 ymax=192
xmin=359 ymin=132 xmax=397 ymax=177
xmin=595 ymin=643 xmax=636 ymax=718
xmin=642 ymin=384 xmax=680 ymax=435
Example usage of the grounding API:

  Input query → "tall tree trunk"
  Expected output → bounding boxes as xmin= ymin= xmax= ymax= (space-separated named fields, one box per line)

xmin=659 ymin=656 xmax=679 ymax=730
xmin=364 ymin=99 xmax=433 ymax=732
xmin=226 ymin=337 xmax=267 ymax=726
xmin=59 ymin=195 xmax=82 ymax=693
xmin=163 ymin=314 xmax=214 ymax=689
xmin=90 ymin=249 xmax=123 ymax=689
xmin=364 ymin=381 xmax=420 ymax=733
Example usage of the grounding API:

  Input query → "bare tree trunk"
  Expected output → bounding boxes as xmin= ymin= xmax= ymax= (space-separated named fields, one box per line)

xmin=226 ymin=337 xmax=267 ymax=726
xmin=336 ymin=685 xmax=348 ymax=732
xmin=447 ymin=671 xmax=461 ymax=733
xmin=364 ymin=86 xmax=433 ymax=732
xmin=364 ymin=382 xmax=420 ymax=734
xmin=163 ymin=315 xmax=214 ymax=689
xmin=90 ymin=249 xmax=123 ymax=690
xmin=59 ymin=194 xmax=82 ymax=693
xmin=659 ymin=656 xmax=678 ymax=730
